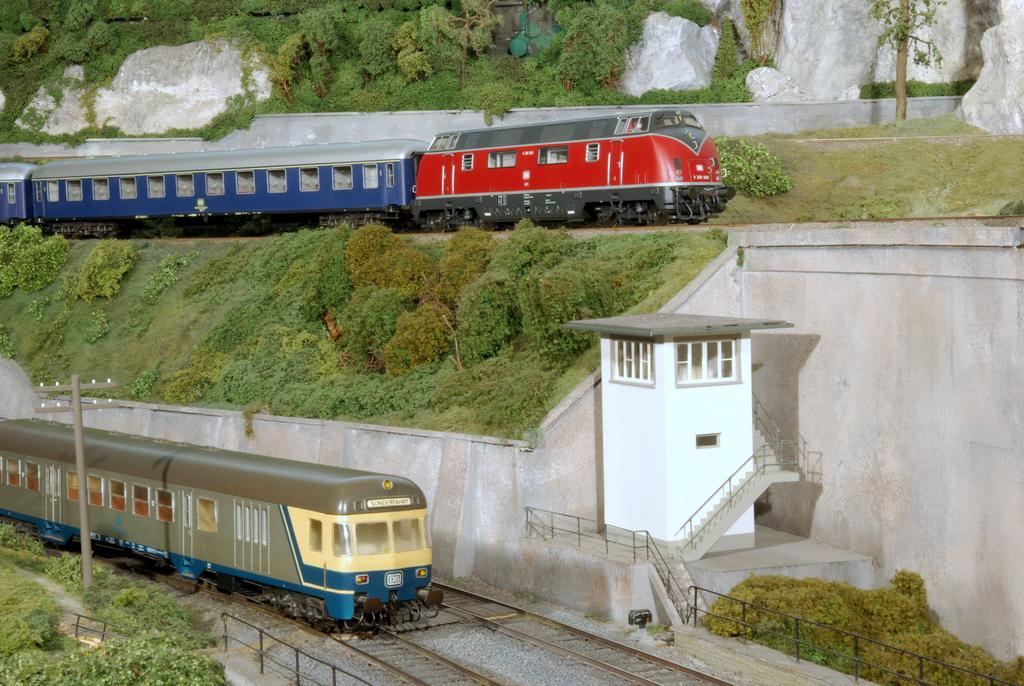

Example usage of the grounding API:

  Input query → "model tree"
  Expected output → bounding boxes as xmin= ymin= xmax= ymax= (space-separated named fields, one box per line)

xmin=870 ymin=0 xmax=944 ymax=121
xmin=451 ymin=0 xmax=501 ymax=87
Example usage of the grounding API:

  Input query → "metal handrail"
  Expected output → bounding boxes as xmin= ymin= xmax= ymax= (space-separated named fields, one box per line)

xmin=689 ymin=586 xmax=1019 ymax=686
xmin=752 ymin=393 xmax=782 ymax=445
xmin=221 ymin=612 xmax=372 ymax=686
xmin=72 ymin=613 xmax=128 ymax=643
xmin=673 ymin=441 xmax=799 ymax=544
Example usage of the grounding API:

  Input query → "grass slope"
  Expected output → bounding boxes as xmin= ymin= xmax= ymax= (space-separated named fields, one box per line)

xmin=0 ymin=226 xmax=726 ymax=439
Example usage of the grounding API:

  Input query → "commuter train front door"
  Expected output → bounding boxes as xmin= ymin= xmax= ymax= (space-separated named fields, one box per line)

xmin=233 ymin=499 xmax=270 ymax=575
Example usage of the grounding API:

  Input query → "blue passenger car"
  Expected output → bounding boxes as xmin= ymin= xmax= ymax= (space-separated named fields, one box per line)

xmin=0 ymin=164 xmax=37 ymax=225
xmin=30 ymin=141 xmax=427 ymax=224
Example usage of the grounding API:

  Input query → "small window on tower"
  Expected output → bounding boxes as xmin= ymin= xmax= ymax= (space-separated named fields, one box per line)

xmin=696 ymin=433 xmax=720 ymax=449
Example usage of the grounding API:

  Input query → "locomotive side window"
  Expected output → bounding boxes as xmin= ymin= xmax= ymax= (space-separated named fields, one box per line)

xmin=6 ymin=458 xmax=20 ymax=487
xmin=197 ymin=497 xmax=217 ymax=533
xmin=356 ymin=522 xmax=391 ymax=555
xmin=148 ymin=176 xmax=166 ymax=199
xmin=206 ymin=172 xmax=225 ymax=196
xmin=46 ymin=181 xmax=59 ymax=202
xmin=119 ymin=177 xmax=137 ymax=200
xmin=655 ymin=113 xmax=681 ymax=128
xmin=386 ymin=163 xmax=395 ymax=188
xmin=309 ymin=518 xmax=323 ymax=552
xmin=236 ymin=170 xmax=256 ymax=195
xmin=461 ymin=154 xmax=473 ymax=171
xmin=538 ymin=146 xmax=569 ymax=165
xmin=429 ymin=134 xmax=458 ymax=151
xmin=488 ymin=151 xmax=516 ymax=169
xmin=267 ymin=169 xmax=287 ymax=193
xmin=67 ymin=471 xmax=79 ymax=501
xmin=109 ymin=480 xmax=126 ymax=511
xmin=133 ymin=484 xmax=150 ymax=517
xmin=585 ymin=143 xmax=600 ymax=162
xmin=682 ymin=114 xmax=703 ymax=129
xmin=299 ymin=168 xmax=320 ymax=192
xmin=156 ymin=489 xmax=174 ymax=522
xmin=363 ymin=165 xmax=380 ymax=189
xmin=333 ymin=523 xmax=352 ymax=557
xmin=615 ymin=116 xmax=650 ymax=135
xmin=176 ymin=174 xmax=194 ymax=198
xmin=87 ymin=475 xmax=103 ymax=507
xmin=332 ymin=166 xmax=353 ymax=191
xmin=7 ymin=182 xmax=16 ymax=204
xmin=393 ymin=518 xmax=423 ymax=553
xmin=25 ymin=463 xmax=39 ymax=492
xmin=67 ymin=179 xmax=83 ymax=202
xmin=93 ymin=178 xmax=110 ymax=201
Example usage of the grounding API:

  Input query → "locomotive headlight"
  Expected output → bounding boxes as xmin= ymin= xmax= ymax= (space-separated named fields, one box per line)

xmin=695 ymin=164 xmax=705 ymax=172
xmin=382 ymin=479 xmax=393 ymax=491
xmin=416 ymin=568 xmax=428 ymax=578
xmin=356 ymin=574 xmax=370 ymax=585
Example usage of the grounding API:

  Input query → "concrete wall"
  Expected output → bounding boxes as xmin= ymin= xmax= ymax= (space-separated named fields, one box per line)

xmin=0 ymin=97 xmax=962 ymax=160
xmin=673 ymin=220 xmax=1024 ymax=661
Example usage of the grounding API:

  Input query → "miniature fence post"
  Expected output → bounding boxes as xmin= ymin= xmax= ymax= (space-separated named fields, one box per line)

xmin=854 ymin=635 xmax=860 ymax=681
xmin=795 ymin=617 xmax=801 ymax=662
xmin=741 ymin=602 xmax=747 ymax=644
xmin=259 ymin=629 xmax=265 ymax=674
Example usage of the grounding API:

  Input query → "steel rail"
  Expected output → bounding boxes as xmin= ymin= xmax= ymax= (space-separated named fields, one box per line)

xmin=434 ymin=582 xmax=735 ymax=686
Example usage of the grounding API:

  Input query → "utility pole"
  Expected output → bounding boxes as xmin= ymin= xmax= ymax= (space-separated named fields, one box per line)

xmin=35 ymin=375 xmax=118 ymax=589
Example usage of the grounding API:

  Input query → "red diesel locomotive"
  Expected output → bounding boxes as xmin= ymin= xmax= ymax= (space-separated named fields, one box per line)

xmin=413 ymin=109 xmax=735 ymax=229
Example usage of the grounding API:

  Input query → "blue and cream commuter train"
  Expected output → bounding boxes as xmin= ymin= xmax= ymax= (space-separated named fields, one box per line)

xmin=0 ymin=419 xmax=442 ymax=629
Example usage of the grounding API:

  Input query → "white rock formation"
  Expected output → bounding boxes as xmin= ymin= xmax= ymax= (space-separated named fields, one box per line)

xmin=15 ymin=65 xmax=89 ymax=135
xmin=93 ymin=40 xmax=271 ymax=135
xmin=620 ymin=13 xmax=719 ymax=97
xmin=745 ymin=66 xmax=807 ymax=102
xmin=961 ymin=0 xmax=1024 ymax=133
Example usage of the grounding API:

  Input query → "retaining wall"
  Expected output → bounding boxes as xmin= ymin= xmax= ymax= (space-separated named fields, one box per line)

xmin=0 ymin=97 xmax=962 ymax=160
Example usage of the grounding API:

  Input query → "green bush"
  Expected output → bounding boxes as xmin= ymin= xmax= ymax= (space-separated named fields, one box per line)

xmin=339 ymin=286 xmax=409 ymax=370
xmin=456 ymin=272 xmax=520 ymax=363
xmin=161 ymin=346 xmax=230 ymax=405
xmin=0 ymin=565 xmax=61 ymax=657
xmin=0 ymin=326 xmax=15 ymax=358
xmin=437 ymin=227 xmax=494 ymax=304
xmin=716 ymin=137 xmax=792 ymax=197
xmin=82 ymin=308 xmax=109 ymax=344
xmin=128 ymin=365 xmax=160 ymax=399
xmin=488 ymin=222 xmax=570 ymax=279
xmin=12 ymin=25 xmax=48 ymax=61
xmin=664 ymin=0 xmax=712 ymax=25
xmin=382 ymin=302 xmax=451 ymax=375
xmin=859 ymin=79 xmax=975 ymax=99
xmin=76 ymin=240 xmax=139 ymax=302
xmin=999 ymin=200 xmax=1024 ymax=216
xmin=0 ymin=224 xmax=69 ymax=297
xmin=556 ymin=4 xmax=631 ymax=92
xmin=140 ymin=251 xmax=197 ymax=304
xmin=345 ymin=224 xmax=432 ymax=299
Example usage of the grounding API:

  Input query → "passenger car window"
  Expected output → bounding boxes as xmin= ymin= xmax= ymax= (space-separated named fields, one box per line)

xmin=332 ymin=166 xmax=353 ymax=190
xmin=156 ymin=489 xmax=174 ymax=522
xmin=93 ymin=178 xmax=109 ymax=201
xmin=386 ymin=163 xmax=395 ymax=188
xmin=46 ymin=181 xmax=59 ymax=202
xmin=67 ymin=180 xmax=83 ymax=201
xmin=299 ymin=168 xmax=319 ymax=192
xmin=87 ymin=475 xmax=103 ymax=507
xmin=25 ymin=463 xmax=40 ymax=492
xmin=6 ymin=458 xmax=20 ymax=487
xmin=198 ymin=497 xmax=217 ymax=533
xmin=6 ymin=183 xmax=14 ymax=204
xmin=119 ymin=177 xmax=137 ymax=200
xmin=267 ymin=169 xmax=287 ymax=193
xmin=333 ymin=523 xmax=352 ymax=557
xmin=236 ymin=170 xmax=255 ymax=194
xmin=67 ymin=471 xmax=79 ymax=501
xmin=206 ymin=172 xmax=225 ymax=196
xmin=176 ymin=174 xmax=194 ymax=198
xmin=133 ymin=484 xmax=150 ymax=517
xmin=109 ymin=480 xmax=126 ymax=511
xmin=393 ymin=518 xmax=422 ymax=553
xmin=147 ymin=176 xmax=165 ymax=199
xmin=356 ymin=522 xmax=391 ymax=555
xmin=363 ymin=165 xmax=379 ymax=189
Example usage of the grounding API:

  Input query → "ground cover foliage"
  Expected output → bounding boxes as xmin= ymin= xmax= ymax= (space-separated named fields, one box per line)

xmin=0 ymin=524 xmax=223 ymax=685
xmin=0 ymin=224 xmax=725 ymax=438
xmin=0 ymin=0 xmax=757 ymax=143
xmin=706 ymin=572 xmax=1024 ymax=685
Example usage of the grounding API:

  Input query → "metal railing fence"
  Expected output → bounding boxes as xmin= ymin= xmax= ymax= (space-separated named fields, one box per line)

xmin=72 ymin=613 xmax=127 ymax=643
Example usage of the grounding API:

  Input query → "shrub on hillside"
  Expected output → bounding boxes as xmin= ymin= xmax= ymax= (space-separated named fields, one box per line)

xmin=999 ymin=200 xmax=1024 ymax=216
xmin=456 ymin=272 xmax=520 ymax=363
xmin=12 ymin=25 xmax=48 ymax=61
xmin=556 ymin=4 xmax=631 ymax=92
xmin=0 ymin=326 xmax=14 ymax=358
xmin=339 ymin=286 xmax=409 ymax=370
xmin=519 ymin=261 xmax=620 ymax=365
xmin=437 ymin=227 xmax=494 ymax=304
xmin=716 ymin=137 xmax=791 ymax=197
xmin=382 ymin=302 xmax=451 ymax=375
xmin=161 ymin=346 xmax=229 ymax=405
xmin=76 ymin=240 xmax=138 ymax=301
xmin=487 ymin=222 xmax=569 ymax=279
xmin=0 ymin=224 xmax=68 ymax=297
xmin=0 ymin=565 xmax=61 ymax=657
xmin=345 ymin=224 xmax=432 ymax=299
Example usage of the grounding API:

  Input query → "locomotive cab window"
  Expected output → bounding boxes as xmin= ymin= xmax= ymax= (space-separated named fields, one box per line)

xmin=614 ymin=115 xmax=650 ymax=135
xmin=394 ymin=518 xmax=423 ymax=553
xmin=356 ymin=522 xmax=390 ymax=555
xmin=133 ymin=484 xmax=150 ymax=517
xmin=682 ymin=114 xmax=703 ymax=129
xmin=87 ymin=475 xmax=103 ymax=507
xmin=267 ymin=169 xmax=287 ymax=193
xmin=67 ymin=179 xmax=83 ymax=202
xmin=109 ymin=479 xmax=126 ymax=512
xmin=236 ymin=170 xmax=255 ymax=195
xmin=299 ymin=168 xmax=319 ymax=192
xmin=363 ymin=164 xmax=379 ymax=189
xmin=332 ymin=166 xmax=353 ymax=191
xmin=488 ymin=151 xmax=516 ymax=169
xmin=206 ymin=172 xmax=225 ymax=196
xmin=46 ymin=181 xmax=59 ymax=202
xmin=67 ymin=471 xmax=79 ymax=501
xmin=585 ymin=143 xmax=600 ymax=162
xmin=156 ymin=488 xmax=174 ymax=522
xmin=461 ymin=154 xmax=473 ymax=171
xmin=6 ymin=458 xmax=20 ymax=487
xmin=93 ymin=178 xmax=109 ymax=201
xmin=333 ymin=523 xmax=352 ymax=557
xmin=25 ymin=463 xmax=39 ymax=492
xmin=176 ymin=174 xmax=194 ymax=198
xmin=429 ymin=133 xmax=458 ymax=151
xmin=197 ymin=497 xmax=217 ymax=533
xmin=147 ymin=176 xmax=166 ymax=199
xmin=538 ymin=146 xmax=569 ymax=165
xmin=119 ymin=177 xmax=137 ymax=200
xmin=309 ymin=519 xmax=323 ymax=552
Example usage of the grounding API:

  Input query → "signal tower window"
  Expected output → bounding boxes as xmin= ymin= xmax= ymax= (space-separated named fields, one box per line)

xmin=461 ymin=154 xmax=473 ymax=171
xmin=206 ymin=172 xmax=225 ymax=196
xmin=332 ymin=166 xmax=353 ymax=190
xmin=46 ymin=181 xmax=59 ymax=202
xmin=676 ymin=338 xmax=737 ymax=385
xmin=67 ymin=471 xmax=79 ymax=501
xmin=487 ymin=151 xmax=516 ymax=169
xmin=109 ymin=480 xmax=126 ymax=511
xmin=26 ymin=463 xmax=40 ymax=492
xmin=6 ymin=458 xmax=20 ymax=487
xmin=133 ymin=484 xmax=150 ymax=517
xmin=156 ymin=489 xmax=174 ymax=522
xmin=538 ymin=146 xmax=569 ymax=165
xmin=92 ymin=178 xmax=109 ymax=201
xmin=299 ymin=168 xmax=320 ymax=192
xmin=309 ymin=519 xmax=323 ymax=552
xmin=119 ymin=177 xmax=137 ymax=200
xmin=236 ymin=170 xmax=255 ymax=194
xmin=363 ymin=165 xmax=380 ymax=189
xmin=267 ymin=169 xmax=287 ymax=193
xmin=612 ymin=338 xmax=654 ymax=386
xmin=87 ymin=475 xmax=103 ymax=507
xmin=6 ymin=183 xmax=15 ymax=204
xmin=147 ymin=176 xmax=166 ymax=199
xmin=67 ymin=179 xmax=83 ymax=202
xmin=197 ymin=497 xmax=217 ymax=533
xmin=175 ymin=174 xmax=194 ymax=197
xmin=585 ymin=143 xmax=600 ymax=162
